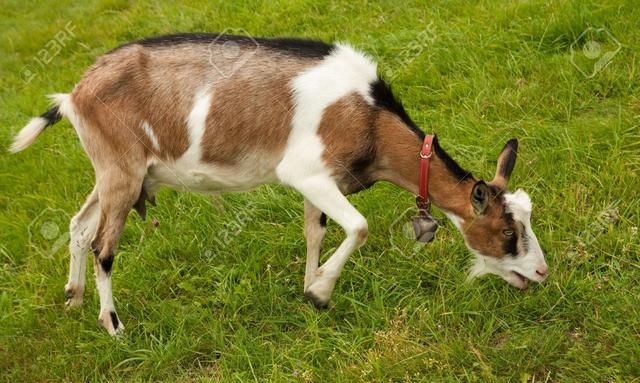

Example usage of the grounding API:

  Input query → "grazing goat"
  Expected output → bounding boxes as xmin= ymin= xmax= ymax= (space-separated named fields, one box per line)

xmin=11 ymin=34 xmax=548 ymax=335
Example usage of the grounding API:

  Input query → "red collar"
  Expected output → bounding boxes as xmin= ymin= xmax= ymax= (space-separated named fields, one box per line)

xmin=416 ymin=135 xmax=434 ymax=213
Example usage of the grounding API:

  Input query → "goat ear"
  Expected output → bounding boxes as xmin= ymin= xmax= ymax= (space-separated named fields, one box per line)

xmin=492 ymin=138 xmax=518 ymax=189
xmin=471 ymin=180 xmax=490 ymax=215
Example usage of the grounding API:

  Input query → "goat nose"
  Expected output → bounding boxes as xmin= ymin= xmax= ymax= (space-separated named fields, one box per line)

xmin=536 ymin=264 xmax=548 ymax=278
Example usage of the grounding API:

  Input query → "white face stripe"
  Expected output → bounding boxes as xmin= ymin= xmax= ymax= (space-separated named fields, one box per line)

xmin=504 ymin=189 xmax=532 ymax=221
xmin=277 ymin=45 xmax=378 ymax=183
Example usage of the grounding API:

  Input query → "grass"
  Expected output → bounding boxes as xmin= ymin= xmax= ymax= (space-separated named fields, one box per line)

xmin=1 ymin=0 xmax=639 ymax=381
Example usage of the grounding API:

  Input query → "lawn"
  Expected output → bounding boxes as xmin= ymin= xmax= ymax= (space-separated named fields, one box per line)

xmin=1 ymin=0 xmax=639 ymax=381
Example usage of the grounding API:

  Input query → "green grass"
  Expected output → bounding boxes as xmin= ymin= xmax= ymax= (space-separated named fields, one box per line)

xmin=1 ymin=0 xmax=639 ymax=381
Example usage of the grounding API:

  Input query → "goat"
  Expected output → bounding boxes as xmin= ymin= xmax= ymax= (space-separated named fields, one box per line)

xmin=11 ymin=34 xmax=548 ymax=335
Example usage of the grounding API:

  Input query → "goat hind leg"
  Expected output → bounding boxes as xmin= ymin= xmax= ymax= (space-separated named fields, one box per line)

xmin=92 ymin=172 xmax=142 ymax=335
xmin=65 ymin=186 xmax=100 ymax=307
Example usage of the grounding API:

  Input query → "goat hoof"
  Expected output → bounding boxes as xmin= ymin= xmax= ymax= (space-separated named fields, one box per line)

xmin=304 ymin=289 xmax=329 ymax=309
xmin=98 ymin=311 xmax=124 ymax=336
xmin=65 ymin=297 xmax=83 ymax=308
xmin=64 ymin=284 xmax=83 ymax=307
xmin=304 ymin=275 xmax=336 ymax=309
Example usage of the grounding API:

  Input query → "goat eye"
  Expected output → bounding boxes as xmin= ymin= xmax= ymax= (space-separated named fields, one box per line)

xmin=503 ymin=230 xmax=514 ymax=236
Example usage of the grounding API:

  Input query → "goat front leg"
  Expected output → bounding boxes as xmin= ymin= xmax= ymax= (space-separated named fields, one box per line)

xmin=293 ymin=176 xmax=368 ymax=308
xmin=91 ymin=171 xmax=142 ymax=335
xmin=303 ymin=199 xmax=327 ymax=291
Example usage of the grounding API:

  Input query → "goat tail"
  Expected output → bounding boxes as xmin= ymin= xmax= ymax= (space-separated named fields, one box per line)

xmin=9 ymin=94 xmax=69 ymax=153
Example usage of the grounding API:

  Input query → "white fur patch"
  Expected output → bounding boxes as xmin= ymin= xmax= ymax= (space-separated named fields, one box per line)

xmin=277 ymin=44 xmax=378 ymax=184
xmin=141 ymin=120 xmax=160 ymax=152
xmin=443 ymin=210 xmax=464 ymax=230
xmin=504 ymin=189 xmax=532 ymax=221
xmin=49 ymin=93 xmax=90 ymax=153
xmin=10 ymin=93 xmax=79 ymax=153
xmin=467 ymin=251 xmax=497 ymax=280
xmin=148 ymin=88 xmax=214 ymax=191
xmin=9 ymin=117 xmax=48 ymax=153
xmin=49 ymin=93 xmax=72 ymax=116
xmin=273 ymin=45 xmax=377 ymax=298
xmin=185 ymin=88 xmax=212 ymax=158
xmin=147 ymin=88 xmax=278 ymax=192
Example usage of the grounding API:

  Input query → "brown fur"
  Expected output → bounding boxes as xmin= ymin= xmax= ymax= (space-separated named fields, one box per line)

xmin=72 ymin=44 xmax=321 ymax=165
xmin=371 ymin=112 xmax=521 ymax=259
xmin=373 ymin=111 xmax=475 ymax=212
xmin=461 ymin=187 xmax=515 ymax=258
xmin=317 ymin=94 xmax=376 ymax=193
xmin=200 ymin=63 xmax=307 ymax=164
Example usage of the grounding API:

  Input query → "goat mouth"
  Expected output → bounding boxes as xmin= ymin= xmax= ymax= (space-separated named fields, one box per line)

xmin=510 ymin=271 xmax=530 ymax=289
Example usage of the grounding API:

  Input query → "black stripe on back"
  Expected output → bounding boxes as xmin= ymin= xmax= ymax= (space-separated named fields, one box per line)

xmin=370 ymin=78 xmax=424 ymax=140
xmin=369 ymin=79 xmax=473 ymax=183
xmin=118 ymin=33 xmax=334 ymax=58
xmin=433 ymin=136 xmax=473 ymax=182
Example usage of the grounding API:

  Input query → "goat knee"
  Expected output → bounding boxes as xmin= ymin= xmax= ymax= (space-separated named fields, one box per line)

xmin=351 ymin=220 xmax=368 ymax=245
